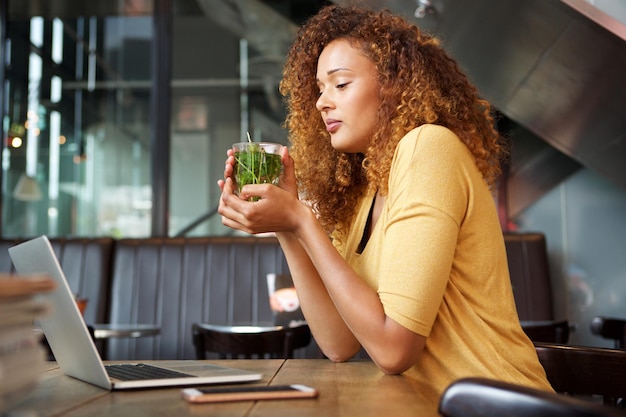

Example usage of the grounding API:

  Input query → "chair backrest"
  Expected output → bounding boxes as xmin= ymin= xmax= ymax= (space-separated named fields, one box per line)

xmin=521 ymin=320 xmax=570 ymax=344
xmin=591 ymin=316 xmax=626 ymax=349
xmin=534 ymin=343 xmax=626 ymax=407
xmin=192 ymin=322 xmax=311 ymax=359
xmin=503 ymin=232 xmax=554 ymax=321
xmin=439 ymin=377 xmax=623 ymax=417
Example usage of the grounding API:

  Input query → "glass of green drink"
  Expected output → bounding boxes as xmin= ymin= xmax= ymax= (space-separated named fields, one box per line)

xmin=232 ymin=142 xmax=282 ymax=201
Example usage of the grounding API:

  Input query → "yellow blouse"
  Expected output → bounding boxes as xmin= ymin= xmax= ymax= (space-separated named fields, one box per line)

xmin=336 ymin=124 xmax=553 ymax=405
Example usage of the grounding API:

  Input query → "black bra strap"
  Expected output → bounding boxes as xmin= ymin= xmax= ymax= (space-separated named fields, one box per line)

xmin=356 ymin=195 xmax=376 ymax=254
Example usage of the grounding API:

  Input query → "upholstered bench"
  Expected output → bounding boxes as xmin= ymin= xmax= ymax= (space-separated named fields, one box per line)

xmin=0 ymin=237 xmax=114 ymax=326
xmin=1 ymin=232 xmax=557 ymax=360
xmin=106 ymin=236 xmax=291 ymax=360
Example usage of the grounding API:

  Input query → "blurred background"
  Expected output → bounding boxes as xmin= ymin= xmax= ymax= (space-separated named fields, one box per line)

xmin=0 ymin=0 xmax=624 ymax=348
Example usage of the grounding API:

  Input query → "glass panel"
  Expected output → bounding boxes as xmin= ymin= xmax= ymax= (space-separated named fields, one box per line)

xmin=2 ymin=5 xmax=153 ymax=238
xmin=1 ymin=0 xmax=311 ymax=238
xmin=168 ymin=6 xmax=291 ymax=237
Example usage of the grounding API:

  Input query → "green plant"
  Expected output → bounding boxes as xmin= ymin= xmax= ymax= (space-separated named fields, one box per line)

xmin=234 ymin=144 xmax=282 ymax=201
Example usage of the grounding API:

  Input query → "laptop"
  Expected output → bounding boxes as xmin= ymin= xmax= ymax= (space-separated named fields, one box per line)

xmin=8 ymin=235 xmax=262 ymax=390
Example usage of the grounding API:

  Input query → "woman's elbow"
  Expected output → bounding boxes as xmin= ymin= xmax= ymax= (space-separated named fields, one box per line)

xmin=372 ymin=328 xmax=426 ymax=374
xmin=376 ymin=360 xmax=412 ymax=375
xmin=326 ymin=353 xmax=351 ymax=363
xmin=371 ymin=349 xmax=423 ymax=375
xmin=321 ymin=344 xmax=362 ymax=363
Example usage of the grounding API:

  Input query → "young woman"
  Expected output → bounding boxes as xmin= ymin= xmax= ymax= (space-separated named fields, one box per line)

xmin=218 ymin=5 xmax=553 ymax=405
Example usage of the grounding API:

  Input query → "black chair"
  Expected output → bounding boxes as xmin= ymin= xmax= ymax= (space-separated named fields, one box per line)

xmin=439 ymin=377 xmax=624 ymax=417
xmin=192 ymin=322 xmax=311 ymax=359
xmin=591 ymin=316 xmax=626 ymax=349
xmin=535 ymin=343 xmax=626 ymax=408
xmin=521 ymin=320 xmax=570 ymax=344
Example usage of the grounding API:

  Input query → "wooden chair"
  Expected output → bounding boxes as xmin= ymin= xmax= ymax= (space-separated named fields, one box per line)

xmin=192 ymin=322 xmax=311 ymax=359
xmin=590 ymin=316 xmax=626 ymax=349
xmin=534 ymin=343 xmax=626 ymax=408
xmin=439 ymin=377 xmax=624 ymax=417
xmin=521 ymin=320 xmax=570 ymax=344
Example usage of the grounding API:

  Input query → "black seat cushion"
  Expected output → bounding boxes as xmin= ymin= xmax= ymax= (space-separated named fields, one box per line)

xmin=439 ymin=377 xmax=623 ymax=417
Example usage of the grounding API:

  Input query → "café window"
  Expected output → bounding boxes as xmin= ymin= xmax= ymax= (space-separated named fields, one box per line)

xmin=0 ymin=0 xmax=301 ymax=238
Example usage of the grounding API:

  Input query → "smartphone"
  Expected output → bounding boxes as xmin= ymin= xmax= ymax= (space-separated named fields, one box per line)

xmin=181 ymin=384 xmax=318 ymax=403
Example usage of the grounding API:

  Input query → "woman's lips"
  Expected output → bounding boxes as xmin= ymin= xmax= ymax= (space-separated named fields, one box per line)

xmin=325 ymin=119 xmax=341 ymax=133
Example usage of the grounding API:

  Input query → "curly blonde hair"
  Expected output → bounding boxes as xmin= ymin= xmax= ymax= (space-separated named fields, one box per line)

xmin=279 ymin=5 xmax=505 ymax=240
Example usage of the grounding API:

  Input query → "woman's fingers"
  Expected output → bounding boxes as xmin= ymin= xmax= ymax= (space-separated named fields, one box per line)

xmin=217 ymin=148 xmax=300 ymax=236
xmin=224 ymin=152 xmax=235 ymax=178
xmin=278 ymin=146 xmax=298 ymax=196
xmin=220 ymin=180 xmax=297 ymax=235
xmin=218 ymin=179 xmax=253 ymax=233
xmin=218 ymin=149 xmax=237 ymax=191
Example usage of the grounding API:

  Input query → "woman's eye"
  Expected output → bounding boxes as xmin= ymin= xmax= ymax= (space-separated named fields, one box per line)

xmin=336 ymin=82 xmax=348 ymax=89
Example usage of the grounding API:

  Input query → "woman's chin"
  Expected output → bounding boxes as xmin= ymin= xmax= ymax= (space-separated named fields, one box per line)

xmin=331 ymin=137 xmax=361 ymax=153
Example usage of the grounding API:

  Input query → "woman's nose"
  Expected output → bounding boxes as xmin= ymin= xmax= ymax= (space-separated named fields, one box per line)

xmin=316 ymin=91 xmax=331 ymax=111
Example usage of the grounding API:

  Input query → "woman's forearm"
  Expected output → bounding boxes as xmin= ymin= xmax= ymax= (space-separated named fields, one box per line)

xmin=289 ymin=209 xmax=425 ymax=373
xmin=276 ymin=230 xmax=361 ymax=360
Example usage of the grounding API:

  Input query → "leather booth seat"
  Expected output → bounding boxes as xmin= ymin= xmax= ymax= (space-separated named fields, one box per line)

xmin=106 ymin=236 xmax=290 ymax=360
xmin=0 ymin=237 xmax=114 ymax=326
xmin=1 ymin=232 xmax=556 ymax=360
xmin=0 ymin=236 xmax=293 ymax=360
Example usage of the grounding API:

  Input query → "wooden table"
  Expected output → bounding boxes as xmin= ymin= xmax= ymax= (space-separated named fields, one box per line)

xmin=9 ymin=359 xmax=439 ymax=417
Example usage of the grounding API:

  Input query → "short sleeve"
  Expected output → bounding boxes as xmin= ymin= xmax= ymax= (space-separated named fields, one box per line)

xmin=377 ymin=125 xmax=474 ymax=336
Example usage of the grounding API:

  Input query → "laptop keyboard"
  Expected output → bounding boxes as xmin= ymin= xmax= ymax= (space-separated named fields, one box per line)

xmin=105 ymin=363 xmax=195 ymax=381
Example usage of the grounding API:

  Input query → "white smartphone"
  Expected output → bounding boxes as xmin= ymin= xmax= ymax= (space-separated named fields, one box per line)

xmin=181 ymin=384 xmax=318 ymax=403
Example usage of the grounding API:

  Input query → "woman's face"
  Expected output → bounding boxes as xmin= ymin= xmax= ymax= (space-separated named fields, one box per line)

xmin=316 ymin=39 xmax=380 ymax=153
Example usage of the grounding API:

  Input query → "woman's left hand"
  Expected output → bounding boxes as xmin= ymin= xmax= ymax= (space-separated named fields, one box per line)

xmin=218 ymin=178 xmax=300 ymax=235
